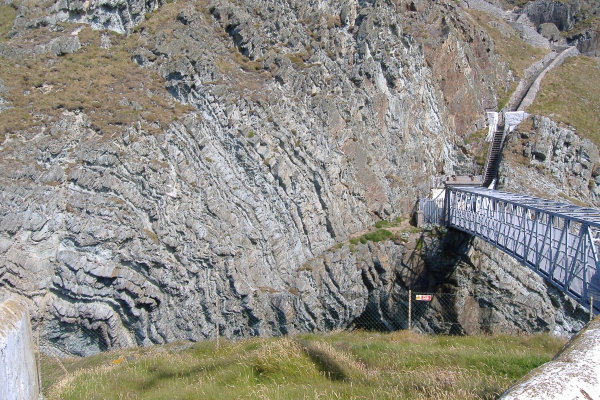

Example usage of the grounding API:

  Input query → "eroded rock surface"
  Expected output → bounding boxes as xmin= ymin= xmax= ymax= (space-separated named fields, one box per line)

xmin=5 ymin=0 xmax=163 ymax=35
xmin=0 ymin=0 xmax=590 ymax=354
xmin=0 ymin=0 xmax=470 ymax=354
xmin=500 ymin=116 xmax=600 ymax=206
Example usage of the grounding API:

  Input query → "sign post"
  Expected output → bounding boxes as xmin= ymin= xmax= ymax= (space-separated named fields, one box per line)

xmin=408 ymin=289 xmax=412 ymax=331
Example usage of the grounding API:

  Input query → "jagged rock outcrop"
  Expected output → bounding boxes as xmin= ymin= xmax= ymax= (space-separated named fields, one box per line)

xmin=500 ymin=116 xmax=600 ymax=206
xmin=0 ymin=0 xmax=474 ymax=354
xmin=0 ymin=78 xmax=8 ymax=112
xmin=569 ymin=28 xmax=600 ymax=56
xmin=453 ymin=238 xmax=587 ymax=335
xmin=538 ymin=22 xmax=561 ymax=42
xmin=522 ymin=0 xmax=580 ymax=31
xmin=0 ymin=0 xmax=590 ymax=355
xmin=513 ymin=0 xmax=600 ymax=55
xmin=4 ymin=0 xmax=163 ymax=35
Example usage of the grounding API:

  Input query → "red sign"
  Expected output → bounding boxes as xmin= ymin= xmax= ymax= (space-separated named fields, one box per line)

xmin=415 ymin=294 xmax=433 ymax=301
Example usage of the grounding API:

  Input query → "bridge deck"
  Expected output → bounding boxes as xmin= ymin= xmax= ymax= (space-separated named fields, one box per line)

xmin=446 ymin=186 xmax=600 ymax=314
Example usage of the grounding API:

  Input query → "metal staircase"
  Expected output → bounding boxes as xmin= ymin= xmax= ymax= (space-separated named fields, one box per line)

xmin=482 ymin=126 xmax=505 ymax=188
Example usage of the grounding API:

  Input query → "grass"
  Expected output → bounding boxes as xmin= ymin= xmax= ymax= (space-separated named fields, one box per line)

xmin=529 ymin=56 xmax=600 ymax=147
xmin=0 ymin=4 xmax=16 ymax=42
xmin=374 ymin=217 xmax=403 ymax=229
xmin=0 ymin=17 xmax=193 ymax=137
xmin=42 ymin=330 xmax=566 ymax=400
xmin=466 ymin=10 xmax=549 ymax=79
xmin=465 ymin=9 xmax=549 ymax=110
xmin=361 ymin=229 xmax=394 ymax=243
xmin=346 ymin=218 xmax=419 ymax=247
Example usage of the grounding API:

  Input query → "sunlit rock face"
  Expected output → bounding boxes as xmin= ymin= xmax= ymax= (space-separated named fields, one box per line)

xmin=0 ymin=0 xmax=588 ymax=354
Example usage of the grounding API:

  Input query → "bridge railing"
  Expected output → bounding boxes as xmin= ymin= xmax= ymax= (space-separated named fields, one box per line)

xmin=446 ymin=186 xmax=600 ymax=313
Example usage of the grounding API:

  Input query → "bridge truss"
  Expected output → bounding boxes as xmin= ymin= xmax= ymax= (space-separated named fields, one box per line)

xmin=446 ymin=186 xmax=600 ymax=314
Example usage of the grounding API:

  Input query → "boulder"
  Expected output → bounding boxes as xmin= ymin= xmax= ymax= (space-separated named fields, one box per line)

xmin=538 ymin=22 xmax=561 ymax=42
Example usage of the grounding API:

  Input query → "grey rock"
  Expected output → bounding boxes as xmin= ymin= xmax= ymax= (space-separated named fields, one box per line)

xmin=0 ymin=78 xmax=8 ymax=112
xmin=0 ymin=0 xmax=464 ymax=353
xmin=0 ymin=0 xmax=588 ymax=356
xmin=57 ymin=0 xmax=164 ymax=34
xmin=538 ymin=22 xmax=561 ymax=42
xmin=501 ymin=116 xmax=600 ymax=206
xmin=531 ymin=140 xmax=550 ymax=161
xmin=522 ymin=0 xmax=580 ymax=31
xmin=453 ymin=238 xmax=587 ymax=336
xmin=34 ymin=35 xmax=81 ymax=56
xmin=569 ymin=29 xmax=600 ymax=56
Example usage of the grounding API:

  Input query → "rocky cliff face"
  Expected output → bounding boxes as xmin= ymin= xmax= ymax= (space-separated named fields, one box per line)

xmin=5 ymin=0 xmax=164 ymax=34
xmin=513 ymin=0 xmax=600 ymax=55
xmin=521 ymin=0 xmax=581 ymax=31
xmin=452 ymin=237 xmax=587 ymax=335
xmin=0 ymin=0 xmax=591 ymax=354
xmin=500 ymin=116 xmax=600 ymax=207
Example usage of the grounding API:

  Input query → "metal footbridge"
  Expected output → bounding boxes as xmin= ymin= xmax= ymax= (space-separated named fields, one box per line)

xmin=422 ymin=186 xmax=600 ymax=314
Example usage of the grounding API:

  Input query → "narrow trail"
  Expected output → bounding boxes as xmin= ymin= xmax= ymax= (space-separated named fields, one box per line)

xmin=463 ymin=0 xmax=579 ymax=113
xmin=508 ymin=50 xmax=559 ymax=112
xmin=461 ymin=1 xmax=580 ymax=188
xmin=462 ymin=0 xmax=551 ymax=49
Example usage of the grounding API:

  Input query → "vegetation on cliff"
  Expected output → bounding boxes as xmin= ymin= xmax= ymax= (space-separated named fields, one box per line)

xmin=529 ymin=56 xmax=600 ymax=146
xmin=0 ymin=23 xmax=192 ymax=137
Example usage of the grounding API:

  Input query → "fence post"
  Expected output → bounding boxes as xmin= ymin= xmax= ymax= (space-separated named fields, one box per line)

xmin=216 ymin=296 xmax=220 ymax=350
xmin=36 ymin=330 xmax=42 ymax=394
xmin=444 ymin=188 xmax=450 ymax=225
xmin=408 ymin=289 xmax=412 ymax=331
xmin=591 ymin=296 xmax=595 ymax=322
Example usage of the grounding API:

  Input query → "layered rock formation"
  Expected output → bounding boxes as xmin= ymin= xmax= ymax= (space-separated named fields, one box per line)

xmin=513 ymin=0 xmax=600 ymax=55
xmin=6 ymin=0 xmax=163 ymax=35
xmin=0 ymin=0 xmax=592 ymax=354
xmin=501 ymin=116 xmax=600 ymax=206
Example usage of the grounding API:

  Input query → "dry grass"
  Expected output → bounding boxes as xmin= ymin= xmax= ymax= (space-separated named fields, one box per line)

xmin=529 ymin=56 xmax=600 ymax=147
xmin=42 ymin=330 xmax=565 ymax=400
xmin=0 ymin=22 xmax=193 ymax=137
xmin=0 ymin=4 xmax=16 ymax=41
xmin=466 ymin=10 xmax=549 ymax=79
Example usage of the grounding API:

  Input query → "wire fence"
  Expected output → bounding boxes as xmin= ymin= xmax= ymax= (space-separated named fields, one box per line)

xmin=31 ymin=290 xmax=596 ymax=395
xmin=348 ymin=290 xmax=594 ymax=337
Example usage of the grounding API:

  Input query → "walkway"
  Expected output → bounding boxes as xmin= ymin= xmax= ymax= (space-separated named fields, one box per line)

xmin=446 ymin=186 xmax=600 ymax=313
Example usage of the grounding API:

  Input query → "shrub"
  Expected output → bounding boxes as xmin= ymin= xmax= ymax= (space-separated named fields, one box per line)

xmin=361 ymin=229 xmax=394 ymax=243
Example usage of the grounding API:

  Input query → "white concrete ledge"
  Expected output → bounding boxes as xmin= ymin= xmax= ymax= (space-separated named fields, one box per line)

xmin=0 ymin=298 xmax=40 ymax=400
xmin=501 ymin=316 xmax=600 ymax=399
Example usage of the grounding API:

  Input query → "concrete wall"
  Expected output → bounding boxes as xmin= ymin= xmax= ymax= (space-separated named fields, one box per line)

xmin=517 ymin=46 xmax=580 ymax=112
xmin=501 ymin=315 xmax=600 ymax=399
xmin=0 ymin=298 xmax=40 ymax=400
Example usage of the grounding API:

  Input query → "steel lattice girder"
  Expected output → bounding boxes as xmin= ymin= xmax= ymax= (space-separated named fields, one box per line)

xmin=449 ymin=187 xmax=600 ymax=225
xmin=445 ymin=186 xmax=600 ymax=314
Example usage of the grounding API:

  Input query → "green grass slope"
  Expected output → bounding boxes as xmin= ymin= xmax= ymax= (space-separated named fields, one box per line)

xmin=529 ymin=56 xmax=600 ymax=146
xmin=43 ymin=331 xmax=565 ymax=400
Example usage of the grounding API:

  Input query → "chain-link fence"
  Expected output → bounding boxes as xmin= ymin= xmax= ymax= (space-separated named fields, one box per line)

xmin=349 ymin=291 xmax=466 ymax=335
xmin=348 ymin=290 xmax=595 ymax=336
xmin=31 ymin=290 xmax=596 ymax=395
